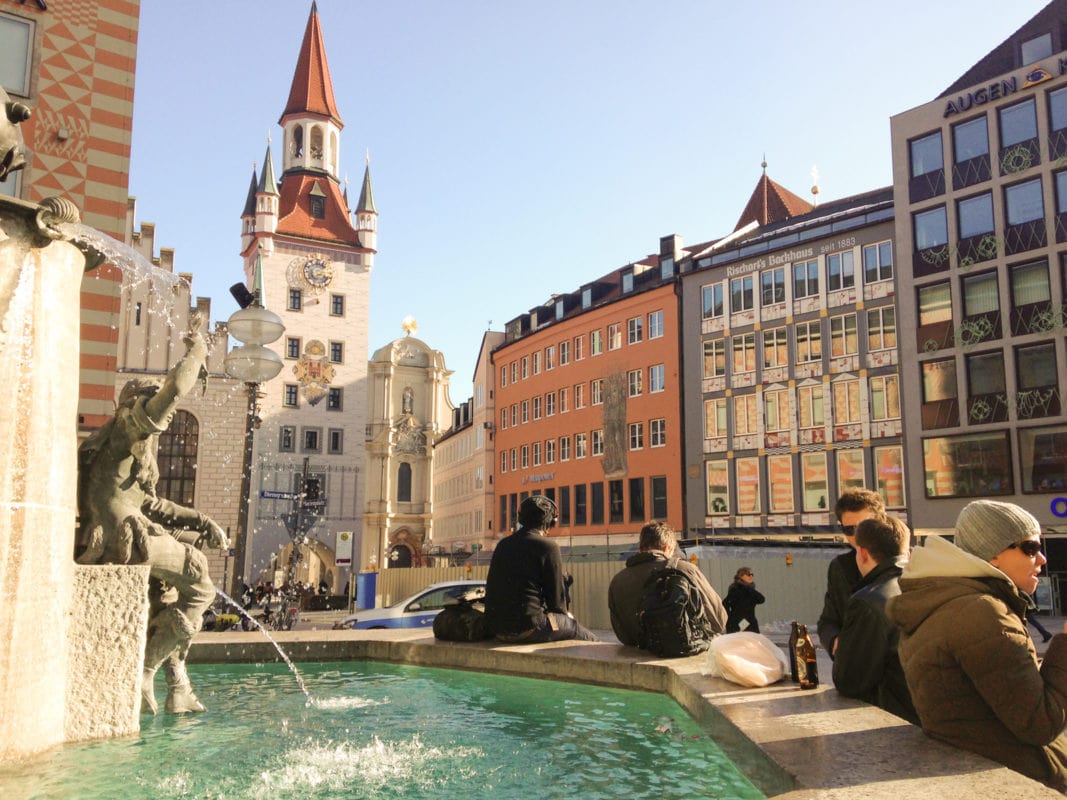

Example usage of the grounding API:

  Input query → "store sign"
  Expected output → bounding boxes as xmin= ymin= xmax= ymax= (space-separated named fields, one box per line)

xmin=335 ymin=530 xmax=353 ymax=565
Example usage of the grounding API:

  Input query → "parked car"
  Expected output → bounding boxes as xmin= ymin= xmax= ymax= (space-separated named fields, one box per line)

xmin=333 ymin=580 xmax=486 ymax=630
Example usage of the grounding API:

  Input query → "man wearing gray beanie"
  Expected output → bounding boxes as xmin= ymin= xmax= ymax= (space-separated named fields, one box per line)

xmin=887 ymin=500 xmax=1067 ymax=792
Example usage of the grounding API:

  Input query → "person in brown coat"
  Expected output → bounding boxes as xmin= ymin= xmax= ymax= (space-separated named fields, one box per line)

xmin=887 ymin=500 xmax=1067 ymax=792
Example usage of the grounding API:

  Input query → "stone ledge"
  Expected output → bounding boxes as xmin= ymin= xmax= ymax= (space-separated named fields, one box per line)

xmin=189 ymin=630 xmax=1060 ymax=798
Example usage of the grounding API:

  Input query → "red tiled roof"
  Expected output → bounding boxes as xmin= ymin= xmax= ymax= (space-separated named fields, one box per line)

xmin=276 ymin=173 xmax=360 ymax=245
xmin=733 ymin=173 xmax=814 ymax=232
xmin=280 ymin=4 xmax=343 ymax=126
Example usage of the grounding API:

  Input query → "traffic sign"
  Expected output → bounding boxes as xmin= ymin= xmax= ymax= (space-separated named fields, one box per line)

xmin=260 ymin=489 xmax=297 ymax=500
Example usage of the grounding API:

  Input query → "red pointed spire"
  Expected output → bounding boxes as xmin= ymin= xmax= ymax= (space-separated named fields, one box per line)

xmin=280 ymin=2 xmax=343 ymax=127
xmin=733 ymin=170 xmax=813 ymax=232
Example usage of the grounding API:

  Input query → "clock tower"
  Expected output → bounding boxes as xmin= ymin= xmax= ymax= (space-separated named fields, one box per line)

xmin=235 ymin=2 xmax=376 ymax=592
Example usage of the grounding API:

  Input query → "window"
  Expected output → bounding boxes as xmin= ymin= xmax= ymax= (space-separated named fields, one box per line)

xmin=532 ymin=396 xmax=542 ymax=420
xmin=629 ymin=478 xmax=645 ymax=522
xmin=397 ymin=463 xmax=412 ymax=501
xmin=559 ymin=340 xmax=569 ymax=365
xmin=765 ymin=389 xmax=790 ymax=432
xmin=763 ymin=328 xmax=788 ymax=369
xmin=573 ymin=335 xmax=584 ymax=360
xmin=830 ymin=313 xmax=858 ymax=357
xmin=629 ymin=422 xmax=644 ymax=450
xmin=648 ymin=310 xmax=664 ymax=339
xmin=1052 ymin=87 xmax=1067 ymax=138
xmin=327 ymin=387 xmax=343 ymax=410
xmin=288 ymin=288 xmax=303 ymax=311
xmin=521 ymin=356 xmax=529 ymax=379
xmin=703 ymin=339 xmax=726 ymax=378
xmin=917 ymin=281 xmax=953 ymax=350
xmin=156 ymin=411 xmax=199 ymax=506
xmin=651 ymin=476 xmax=668 ymax=519
xmin=796 ymin=321 xmax=822 ymax=363
xmin=837 ymin=450 xmax=866 ymax=498
xmin=310 ymin=196 xmax=325 ymax=219
xmin=622 ymin=271 xmax=634 ymax=293
xmin=0 ymin=13 xmax=33 ymax=95
xmin=521 ymin=445 xmax=529 ymax=468
xmin=732 ymin=333 xmax=756 ymax=374
xmin=574 ymin=484 xmax=587 ymax=525
xmin=591 ymin=379 xmax=605 ymax=405
xmin=545 ymin=438 xmax=556 ymax=464
xmin=574 ymin=383 xmax=585 ymax=409
xmin=706 ymin=460 xmax=728 ymax=514
xmin=730 ymin=275 xmax=754 ymax=313
xmin=966 ymin=350 xmax=1007 ymax=424
xmin=627 ymin=316 xmax=643 ymax=344
xmin=545 ymin=346 xmax=555 ymax=370
xmin=591 ymin=482 xmax=605 ymax=525
xmin=284 ymin=384 xmax=299 ymax=407
xmin=702 ymin=283 xmax=725 ymax=318
xmin=575 ymin=432 xmax=587 ymax=459
xmin=649 ymin=364 xmax=665 ymax=393
xmin=736 ymin=457 xmax=760 ymax=514
xmin=768 ymin=454 xmax=794 ymax=512
xmin=532 ymin=351 xmax=541 ymax=375
xmin=532 ymin=441 xmax=541 ymax=466
xmin=609 ymin=480 xmax=624 ymax=524
xmin=734 ymin=394 xmax=758 ymax=435
xmin=961 ymin=271 xmax=1000 ymax=342
xmin=286 ymin=337 xmax=301 ymax=359
xmin=922 ymin=431 xmax=1012 ymax=497
xmin=329 ymin=341 xmax=343 ymax=363
xmin=1005 ymin=178 xmax=1044 ymax=225
xmin=827 ymin=250 xmax=855 ymax=291
xmin=1016 ymin=342 xmax=1061 ymax=419
xmin=1001 ymin=98 xmax=1038 ymax=148
xmin=303 ymin=428 xmax=321 ymax=452
xmin=510 ymin=448 xmax=516 ymax=471
xmin=958 ymin=192 xmax=994 ymax=238
xmin=500 ymin=366 xmax=507 ymax=388
xmin=1022 ymin=32 xmax=1052 ymax=63
xmin=921 ymin=358 xmax=959 ymax=429
xmin=911 ymin=131 xmax=943 ymax=178
xmin=592 ymin=429 xmax=604 ymax=456
xmin=545 ymin=391 xmax=556 ymax=416
xmin=704 ymin=397 xmax=727 ymax=438
xmin=558 ymin=387 xmax=569 ymax=413
xmin=330 ymin=294 xmax=345 ymax=316
xmin=798 ymin=385 xmax=824 ymax=428
xmin=1019 ymin=424 xmax=1067 ymax=493
xmin=801 ymin=452 xmax=829 ymax=512
xmin=627 ymin=369 xmax=642 ymax=397
xmin=510 ymin=404 xmax=518 ymax=427
xmin=559 ymin=435 xmax=570 ymax=461
xmin=582 ymin=288 xmax=592 ymax=308
xmin=833 ymin=379 xmax=862 ymax=424
xmin=793 ymin=259 xmax=819 ymax=298
xmin=500 ymin=451 xmax=507 ymax=473
xmin=761 ymin=268 xmax=786 ymax=305
xmin=914 ymin=206 xmax=948 ymax=251
xmin=510 ymin=362 xmax=518 ymax=383
xmin=650 ymin=418 xmax=666 ymax=447
xmin=555 ymin=298 xmax=565 ymax=320
xmin=952 ymin=115 xmax=991 ymax=188
xmin=1010 ymin=260 xmax=1051 ymax=335
xmin=328 ymin=428 xmax=344 ymax=454
xmin=279 ymin=425 xmax=296 ymax=452
xmin=870 ymin=375 xmax=901 ymax=421
xmin=867 ymin=307 xmax=896 ymax=351
xmin=607 ymin=324 xmax=622 ymax=350
xmin=863 ymin=241 xmax=893 ymax=283
xmin=591 ymin=330 xmax=603 ymax=355
xmin=874 ymin=445 xmax=906 ymax=507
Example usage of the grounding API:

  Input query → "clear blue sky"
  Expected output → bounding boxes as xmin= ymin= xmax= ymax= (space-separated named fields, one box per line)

xmin=129 ymin=0 xmax=1048 ymax=403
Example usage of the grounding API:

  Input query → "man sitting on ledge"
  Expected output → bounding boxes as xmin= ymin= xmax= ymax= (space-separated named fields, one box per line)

xmin=484 ymin=495 xmax=598 ymax=644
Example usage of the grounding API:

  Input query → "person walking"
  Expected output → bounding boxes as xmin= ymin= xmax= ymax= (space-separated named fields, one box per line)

xmin=724 ymin=567 xmax=764 ymax=633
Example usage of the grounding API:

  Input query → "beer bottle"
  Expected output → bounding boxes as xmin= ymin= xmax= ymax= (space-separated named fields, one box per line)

xmin=798 ymin=624 xmax=819 ymax=690
xmin=788 ymin=621 xmax=801 ymax=683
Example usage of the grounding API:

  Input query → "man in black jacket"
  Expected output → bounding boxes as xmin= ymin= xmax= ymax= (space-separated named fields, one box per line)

xmin=817 ymin=488 xmax=885 ymax=657
xmin=485 ymin=495 xmax=598 ymax=643
xmin=832 ymin=515 xmax=918 ymax=723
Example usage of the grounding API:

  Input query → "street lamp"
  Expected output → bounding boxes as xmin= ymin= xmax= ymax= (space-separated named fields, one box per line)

xmin=224 ymin=274 xmax=284 ymax=597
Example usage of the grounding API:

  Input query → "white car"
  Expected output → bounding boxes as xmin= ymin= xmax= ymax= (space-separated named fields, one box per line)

xmin=335 ymin=580 xmax=486 ymax=630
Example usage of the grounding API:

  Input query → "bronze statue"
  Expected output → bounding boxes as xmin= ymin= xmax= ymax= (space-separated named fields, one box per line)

xmin=76 ymin=313 xmax=228 ymax=714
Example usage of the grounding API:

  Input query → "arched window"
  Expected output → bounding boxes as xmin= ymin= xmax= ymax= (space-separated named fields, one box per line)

xmin=397 ymin=462 xmax=412 ymax=502
xmin=156 ymin=410 xmax=199 ymax=506
xmin=290 ymin=125 xmax=303 ymax=157
xmin=310 ymin=125 xmax=324 ymax=161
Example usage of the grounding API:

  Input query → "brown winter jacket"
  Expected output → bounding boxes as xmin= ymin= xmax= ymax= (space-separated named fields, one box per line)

xmin=886 ymin=535 xmax=1067 ymax=793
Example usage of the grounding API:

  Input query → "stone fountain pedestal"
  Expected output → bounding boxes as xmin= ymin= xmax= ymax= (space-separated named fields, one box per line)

xmin=0 ymin=197 xmax=148 ymax=760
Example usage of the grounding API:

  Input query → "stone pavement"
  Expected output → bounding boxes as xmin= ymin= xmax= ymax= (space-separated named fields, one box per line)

xmin=192 ymin=620 xmax=1063 ymax=798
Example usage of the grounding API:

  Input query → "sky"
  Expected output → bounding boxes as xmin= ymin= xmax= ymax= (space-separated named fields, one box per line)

xmin=129 ymin=0 xmax=1050 ymax=403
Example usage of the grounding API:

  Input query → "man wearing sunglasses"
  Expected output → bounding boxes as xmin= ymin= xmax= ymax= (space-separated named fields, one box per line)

xmin=887 ymin=500 xmax=1067 ymax=793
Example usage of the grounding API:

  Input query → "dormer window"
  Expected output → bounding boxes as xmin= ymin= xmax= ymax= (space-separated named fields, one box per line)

xmin=1021 ymin=32 xmax=1052 ymax=65
xmin=660 ymin=257 xmax=675 ymax=279
xmin=622 ymin=271 xmax=634 ymax=293
xmin=555 ymin=299 xmax=565 ymax=320
xmin=309 ymin=182 xmax=327 ymax=219
xmin=582 ymin=287 xmax=592 ymax=308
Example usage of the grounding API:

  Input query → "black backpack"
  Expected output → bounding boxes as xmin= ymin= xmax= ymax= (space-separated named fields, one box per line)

xmin=433 ymin=588 xmax=493 ymax=642
xmin=638 ymin=558 xmax=712 ymax=658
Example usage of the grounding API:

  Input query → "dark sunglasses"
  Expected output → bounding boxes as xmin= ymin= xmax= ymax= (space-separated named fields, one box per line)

xmin=841 ymin=525 xmax=857 ymax=536
xmin=1009 ymin=539 xmax=1043 ymax=557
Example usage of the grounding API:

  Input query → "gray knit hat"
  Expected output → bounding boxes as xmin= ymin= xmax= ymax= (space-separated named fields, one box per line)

xmin=953 ymin=500 xmax=1041 ymax=561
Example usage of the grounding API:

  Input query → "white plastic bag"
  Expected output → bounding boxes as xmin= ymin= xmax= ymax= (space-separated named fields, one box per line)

xmin=703 ymin=632 xmax=788 ymax=687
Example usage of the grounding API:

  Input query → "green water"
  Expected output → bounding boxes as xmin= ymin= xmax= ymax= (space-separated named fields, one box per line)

xmin=0 ymin=662 xmax=764 ymax=800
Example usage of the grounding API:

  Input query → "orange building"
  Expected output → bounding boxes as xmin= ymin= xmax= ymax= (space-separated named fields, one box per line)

xmin=492 ymin=240 xmax=684 ymax=551
xmin=1 ymin=0 xmax=141 ymax=433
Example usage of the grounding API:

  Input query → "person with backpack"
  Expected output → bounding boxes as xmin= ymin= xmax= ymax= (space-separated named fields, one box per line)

xmin=608 ymin=522 xmax=726 ymax=654
xmin=724 ymin=567 xmax=765 ymax=633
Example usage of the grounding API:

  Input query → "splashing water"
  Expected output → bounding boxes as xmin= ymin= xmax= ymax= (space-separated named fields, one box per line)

xmin=215 ymin=588 xmax=313 ymax=704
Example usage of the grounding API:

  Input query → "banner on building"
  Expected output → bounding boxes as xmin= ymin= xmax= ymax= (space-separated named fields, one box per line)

xmin=335 ymin=530 xmax=353 ymax=566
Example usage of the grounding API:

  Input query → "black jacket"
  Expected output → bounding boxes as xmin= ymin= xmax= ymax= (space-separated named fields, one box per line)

xmin=831 ymin=557 xmax=918 ymax=724
xmin=724 ymin=580 xmax=764 ymax=625
xmin=817 ymin=549 xmax=862 ymax=655
xmin=484 ymin=527 xmax=566 ymax=636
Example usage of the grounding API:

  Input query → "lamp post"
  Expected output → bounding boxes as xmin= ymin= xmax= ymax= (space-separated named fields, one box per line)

xmin=224 ymin=286 xmax=284 ymax=597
